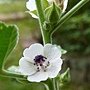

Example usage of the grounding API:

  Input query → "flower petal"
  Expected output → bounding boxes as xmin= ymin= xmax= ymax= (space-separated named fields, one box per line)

xmin=44 ymin=44 xmax=61 ymax=62
xmin=27 ymin=71 xmax=48 ymax=82
xmin=48 ymin=58 xmax=63 ymax=78
xmin=29 ymin=12 xmax=38 ymax=19
xmin=7 ymin=66 xmax=20 ymax=74
xmin=26 ymin=0 xmax=36 ymax=11
xmin=19 ymin=57 xmax=37 ymax=75
xmin=63 ymin=0 xmax=68 ymax=12
xmin=23 ymin=43 xmax=44 ymax=62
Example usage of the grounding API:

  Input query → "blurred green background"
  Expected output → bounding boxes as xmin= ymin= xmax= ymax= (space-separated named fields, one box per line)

xmin=0 ymin=0 xmax=90 ymax=90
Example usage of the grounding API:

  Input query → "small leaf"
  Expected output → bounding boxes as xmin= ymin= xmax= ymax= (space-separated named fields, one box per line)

xmin=45 ymin=2 xmax=61 ymax=24
xmin=60 ymin=68 xmax=71 ymax=86
xmin=43 ymin=21 xmax=52 ymax=31
xmin=58 ymin=46 xmax=67 ymax=54
xmin=41 ymin=0 xmax=49 ymax=10
xmin=0 ymin=22 xmax=19 ymax=69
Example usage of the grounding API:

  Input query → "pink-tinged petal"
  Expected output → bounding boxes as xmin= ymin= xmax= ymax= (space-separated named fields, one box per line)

xmin=48 ymin=58 xmax=63 ymax=78
xmin=19 ymin=57 xmax=37 ymax=75
xmin=27 ymin=70 xmax=48 ymax=82
xmin=44 ymin=44 xmax=61 ymax=62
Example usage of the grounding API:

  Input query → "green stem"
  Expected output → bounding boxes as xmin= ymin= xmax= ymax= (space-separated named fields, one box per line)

xmin=56 ymin=80 xmax=60 ymax=90
xmin=35 ymin=0 xmax=45 ymax=26
xmin=0 ymin=69 xmax=26 ymax=80
xmin=35 ymin=0 xmax=51 ymax=44
xmin=52 ymin=78 xmax=57 ymax=90
xmin=35 ymin=0 xmax=56 ymax=90
xmin=52 ymin=0 xmax=90 ymax=34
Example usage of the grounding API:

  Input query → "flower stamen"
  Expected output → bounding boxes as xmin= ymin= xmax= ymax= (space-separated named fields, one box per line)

xmin=34 ymin=55 xmax=50 ymax=72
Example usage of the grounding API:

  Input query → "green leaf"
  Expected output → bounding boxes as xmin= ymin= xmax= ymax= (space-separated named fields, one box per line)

xmin=58 ymin=46 xmax=67 ymax=54
xmin=59 ymin=68 xmax=71 ymax=87
xmin=45 ymin=2 xmax=61 ymax=24
xmin=0 ymin=22 xmax=19 ymax=69
xmin=43 ymin=21 xmax=52 ymax=31
xmin=41 ymin=0 xmax=49 ymax=10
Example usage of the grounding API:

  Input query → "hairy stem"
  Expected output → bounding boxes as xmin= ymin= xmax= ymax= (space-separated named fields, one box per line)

xmin=35 ymin=0 xmax=51 ymax=44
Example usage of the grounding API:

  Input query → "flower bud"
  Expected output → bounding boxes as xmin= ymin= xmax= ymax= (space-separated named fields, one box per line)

xmin=49 ymin=0 xmax=68 ymax=13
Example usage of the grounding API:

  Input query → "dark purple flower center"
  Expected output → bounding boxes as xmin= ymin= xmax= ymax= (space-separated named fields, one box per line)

xmin=34 ymin=55 xmax=50 ymax=72
xmin=34 ymin=55 xmax=47 ymax=64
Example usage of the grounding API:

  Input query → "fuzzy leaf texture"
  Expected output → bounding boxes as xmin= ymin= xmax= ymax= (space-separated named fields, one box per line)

xmin=0 ymin=22 xmax=19 ymax=69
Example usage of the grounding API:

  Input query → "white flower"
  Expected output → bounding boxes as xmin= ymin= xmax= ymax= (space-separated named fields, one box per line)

xmin=26 ymin=0 xmax=36 ymax=11
xmin=19 ymin=43 xmax=63 ymax=82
